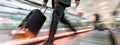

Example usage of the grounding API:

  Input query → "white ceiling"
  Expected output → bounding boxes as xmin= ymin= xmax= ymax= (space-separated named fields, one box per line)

xmin=27 ymin=0 xmax=120 ymax=13
xmin=75 ymin=0 xmax=120 ymax=13
xmin=0 ymin=0 xmax=120 ymax=14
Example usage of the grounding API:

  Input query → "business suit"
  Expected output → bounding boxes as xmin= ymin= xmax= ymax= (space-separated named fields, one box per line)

xmin=43 ymin=0 xmax=71 ymax=8
xmin=43 ymin=0 xmax=76 ymax=45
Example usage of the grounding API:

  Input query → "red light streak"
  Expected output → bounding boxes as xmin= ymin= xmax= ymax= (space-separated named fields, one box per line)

xmin=1 ymin=28 xmax=93 ymax=45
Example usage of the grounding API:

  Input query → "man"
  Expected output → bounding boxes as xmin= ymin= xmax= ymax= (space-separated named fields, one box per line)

xmin=42 ymin=0 xmax=80 ymax=45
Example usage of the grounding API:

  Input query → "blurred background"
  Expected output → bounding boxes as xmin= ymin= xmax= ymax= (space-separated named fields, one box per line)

xmin=0 ymin=0 xmax=120 ymax=38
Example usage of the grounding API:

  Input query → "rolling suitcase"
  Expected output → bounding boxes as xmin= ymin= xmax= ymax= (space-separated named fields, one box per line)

xmin=12 ymin=7 xmax=47 ymax=38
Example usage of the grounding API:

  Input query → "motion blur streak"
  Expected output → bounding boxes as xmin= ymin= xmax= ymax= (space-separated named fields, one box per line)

xmin=1 ymin=28 xmax=93 ymax=45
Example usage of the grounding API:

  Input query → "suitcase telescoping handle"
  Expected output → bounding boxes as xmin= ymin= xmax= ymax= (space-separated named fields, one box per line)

xmin=40 ymin=6 xmax=48 ymax=14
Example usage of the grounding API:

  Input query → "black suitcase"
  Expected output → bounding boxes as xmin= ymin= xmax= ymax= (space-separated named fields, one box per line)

xmin=17 ymin=7 xmax=47 ymax=37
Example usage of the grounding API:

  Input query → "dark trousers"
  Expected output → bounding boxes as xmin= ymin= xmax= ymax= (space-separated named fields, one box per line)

xmin=46 ymin=0 xmax=76 ymax=44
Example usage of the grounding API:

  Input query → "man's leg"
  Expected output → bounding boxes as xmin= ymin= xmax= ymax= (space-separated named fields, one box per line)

xmin=44 ymin=1 xmax=65 ymax=45
xmin=60 ymin=13 xmax=76 ymax=32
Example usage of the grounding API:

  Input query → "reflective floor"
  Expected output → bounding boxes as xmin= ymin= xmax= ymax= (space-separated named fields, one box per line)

xmin=38 ymin=30 xmax=113 ymax=45
xmin=0 ymin=28 xmax=114 ymax=45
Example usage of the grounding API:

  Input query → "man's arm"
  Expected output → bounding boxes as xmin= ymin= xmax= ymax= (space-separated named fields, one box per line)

xmin=43 ymin=0 xmax=48 ymax=4
xmin=75 ymin=0 xmax=80 ymax=7
xmin=42 ymin=0 xmax=48 ymax=7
